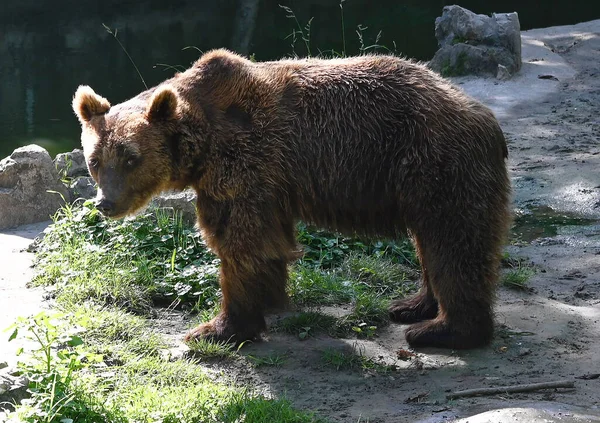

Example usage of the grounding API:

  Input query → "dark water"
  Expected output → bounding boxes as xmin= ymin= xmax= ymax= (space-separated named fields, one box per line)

xmin=1 ymin=0 xmax=599 ymax=159
xmin=512 ymin=205 xmax=598 ymax=242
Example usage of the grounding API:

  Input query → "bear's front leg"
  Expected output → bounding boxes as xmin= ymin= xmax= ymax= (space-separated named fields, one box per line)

xmin=185 ymin=256 xmax=289 ymax=344
xmin=184 ymin=192 xmax=296 ymax=345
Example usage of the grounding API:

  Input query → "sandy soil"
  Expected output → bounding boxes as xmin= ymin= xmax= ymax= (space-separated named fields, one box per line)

xmin=1 ymin=20 xmax=599 ymax=423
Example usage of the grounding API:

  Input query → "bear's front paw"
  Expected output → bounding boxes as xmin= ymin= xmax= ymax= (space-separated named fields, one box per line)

xmin=405 ymin=318 xmax=493 ymax=349
xmin=184 ymin=311 xmax=265 ymax=345
xmin=184 ymin=321 xmax=226 ymax=343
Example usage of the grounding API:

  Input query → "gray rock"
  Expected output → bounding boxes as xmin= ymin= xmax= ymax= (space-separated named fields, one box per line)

xmin=496 ymin=64 xmax=511 ymax=80
xmin=54 ymin=149 xmax=89 ymax=178
xmin=69 ymin=176 xmax=97 ymax=201
xmin=429 ymin=5 xmax=521 ymax=77
xmin=494 ymin=11 xmax=522 ymax=69
xmin=0 ymin=145 xmax=68 ymax=229
xmin=0 ymin=371 xmax=29 ymax=411
xmin=151 ymin=190 xmax=197 ymax=225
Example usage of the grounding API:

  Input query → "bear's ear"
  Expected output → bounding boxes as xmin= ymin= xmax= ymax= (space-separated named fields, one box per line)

xmin=72 ymin=85 xmax=111 ymax=123
xmin=146 ymin=86 xmax=178 ymax=122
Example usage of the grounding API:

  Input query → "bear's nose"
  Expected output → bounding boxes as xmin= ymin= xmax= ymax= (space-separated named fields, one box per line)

xmin=95 ymin=199 xmax=115 ymax=215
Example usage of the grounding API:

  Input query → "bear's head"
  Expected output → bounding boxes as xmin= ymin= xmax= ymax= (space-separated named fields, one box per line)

xmin=72 ymin=85 xmax=180 ymax=218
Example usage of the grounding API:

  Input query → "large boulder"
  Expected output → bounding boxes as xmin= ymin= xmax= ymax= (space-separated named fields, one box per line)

xmin=54 ymin=149 xmax=89 ymax=178
xmin=0 ymin=145 xmax=68 ymax=229
xmin=429 ymin=5 xmax=521 ymax=78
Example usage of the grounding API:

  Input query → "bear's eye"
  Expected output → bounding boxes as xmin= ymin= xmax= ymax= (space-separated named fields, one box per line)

xmin=126 ymin=155 xmax=141 ymax=168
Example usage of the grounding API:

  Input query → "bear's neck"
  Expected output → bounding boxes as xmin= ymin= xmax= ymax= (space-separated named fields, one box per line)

xmin=168 ymin=119 xmax=210 ymax=191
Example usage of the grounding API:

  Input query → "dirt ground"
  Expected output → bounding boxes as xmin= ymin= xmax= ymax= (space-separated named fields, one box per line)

xmin=2 ymin=19 xmax=600 ymax=423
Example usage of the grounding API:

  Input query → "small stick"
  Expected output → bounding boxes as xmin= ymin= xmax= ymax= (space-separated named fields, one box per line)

xmin=447 ymin=380 xmax=575 ymax=400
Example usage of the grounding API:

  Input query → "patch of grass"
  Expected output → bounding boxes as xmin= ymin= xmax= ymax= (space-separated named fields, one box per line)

xmin=75 ymin=303 xmax=165 ymax=358
xmin=340 ymin=254 xmax=418 ymax=297
xmin=186 ymin=337 xmax=237 ymax=359
xmin=348 ymin=293 xmax=389 ymax=326
xmin=321 ymin=348 xmax=362 ymax=371
xmin=288 ymin=266 xmax=353 ymax=307
xmin=288 ymin=254 xmax=418 ymax=338
xmin=502 ymin=266 xmax=535 ymax=290
xmin=276 ymin=311 xmax=339 ymax=340
xmin=247 ymin=353 xmax=287 ymax=368
xmin=33 ymin=200 xmax=221 ymax=314
xmin=6 ymin=309 xmax=320 ymax=423
xmin=297 ymin=222 xmax=417 ymax=269
xmin=280 ymin=1 xmax=396 ymax=59
xmin=335 ymin=292 xmax=390 ymax=337
xmin=289 ymin=254 xmax=418 ymax=309
xmin=321 ymin=346 xmax=393 ymax=373
xmin=219 ymin=392 xmax=326 ymax=423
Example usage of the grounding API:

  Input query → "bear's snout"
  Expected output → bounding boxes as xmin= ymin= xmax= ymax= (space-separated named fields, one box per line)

xmin=95 ymin=198 xmax=116 ymax=216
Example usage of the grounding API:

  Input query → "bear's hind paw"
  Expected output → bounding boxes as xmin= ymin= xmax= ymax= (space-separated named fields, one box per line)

xmin=405 ymin=319 xmax=493 ymax=349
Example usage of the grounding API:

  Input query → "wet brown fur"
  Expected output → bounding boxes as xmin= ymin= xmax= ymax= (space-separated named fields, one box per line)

xmin=73 ymin=49 xmax=511 ymax=349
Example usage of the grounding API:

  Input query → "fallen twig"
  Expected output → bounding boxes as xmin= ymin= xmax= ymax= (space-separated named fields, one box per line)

xmin=446 ymin=380 xmax=575 ymax=400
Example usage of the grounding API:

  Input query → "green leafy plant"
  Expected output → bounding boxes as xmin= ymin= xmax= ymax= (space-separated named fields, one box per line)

xmin=34 ymin=201 xmax=220 ymax=313
xmin=296 ymin=222 xmax=417 ymax=269
xmin=6 ymin=311 xmax=103 ymax=423
xmin=351 ymin=323 xmax=378 ymax=339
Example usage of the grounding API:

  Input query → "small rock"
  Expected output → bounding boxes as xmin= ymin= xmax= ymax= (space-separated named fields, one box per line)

xmin=54 ymin=149 xmax=89 ymax=178
xmin=69 ymin=176 xmax=97 ymax=201
xmin=518 ymin=347 xmax=531 ymax=357
xmin=0 ymin=372 xmax=29 ymax=410
xmin=151 ymin=189 xmax=197 ymax=225
xmin=496 ymin=64 xmax=511 ymax=80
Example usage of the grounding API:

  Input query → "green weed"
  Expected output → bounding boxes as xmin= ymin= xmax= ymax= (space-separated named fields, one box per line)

xmin=186 ymin=337 xmax=237 ymax=359
xmin=247 ymin=353 xmax=287 ymax=368
xmin=288 ymin=266 xmax=353 ymax=307
xmin=502 ymin=266 xmax=535 ymax=290
xmin=321 ymin=346 xmax=392 ymax=373
xmin=6 ymin=311 xmax=105 ymax=423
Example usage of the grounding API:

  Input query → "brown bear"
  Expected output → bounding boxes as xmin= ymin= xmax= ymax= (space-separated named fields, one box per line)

xmin=72 ymin=49 xmax=511 ymax=349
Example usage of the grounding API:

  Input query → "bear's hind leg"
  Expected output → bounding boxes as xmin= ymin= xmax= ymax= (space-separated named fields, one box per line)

xmin=389 ymin=238 xmax=438 ymax=323
xmin=404 ymin=228 xmax=502 ymax=349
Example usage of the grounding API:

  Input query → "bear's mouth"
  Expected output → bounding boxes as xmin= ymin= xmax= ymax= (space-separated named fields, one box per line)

xmin=97 ymin=207 xmax=128 ymax=220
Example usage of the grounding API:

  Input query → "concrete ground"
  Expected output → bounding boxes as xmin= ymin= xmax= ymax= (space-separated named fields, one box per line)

xmin=0 ymin=221 xmax=49 ymax=368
